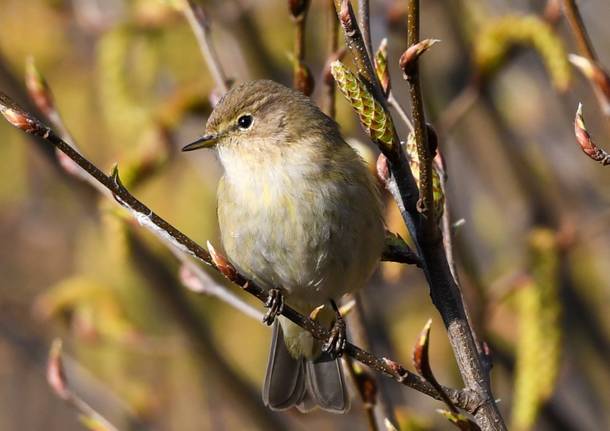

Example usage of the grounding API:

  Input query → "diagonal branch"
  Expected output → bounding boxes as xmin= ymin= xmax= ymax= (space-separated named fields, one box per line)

xmin=182 ymin=0 xmax=229 ymax=94
xmin=561 ymin=0 xmax=597 ymax=61
xmin=0 ymin=90 xmax=483 ymax=414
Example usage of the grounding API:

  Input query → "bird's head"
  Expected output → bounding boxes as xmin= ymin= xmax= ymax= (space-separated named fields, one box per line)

xmin=182 ymin=80 xmax=339 ymax=159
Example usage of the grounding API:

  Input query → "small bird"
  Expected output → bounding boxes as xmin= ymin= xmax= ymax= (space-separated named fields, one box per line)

xmin=183 ymin=80 xmax=384 ymax=413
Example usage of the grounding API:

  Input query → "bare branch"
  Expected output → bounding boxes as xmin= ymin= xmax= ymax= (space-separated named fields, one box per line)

xmin=289 ymin=0 xmax=314 ymax=95
xmin=321 ymin=0 xmax=340 ymax=117
xmin=181 ymin=0 xmax=229 ymax=94
xmin=402 ymin=5 xmax=436 ymax=236
xmin=561 ymin=0 xmax=597 ymax=61
xmin=569 ymin=54 xmax=610 ymax=116
xmin=358 ymin=0 xmax=373 ymax=59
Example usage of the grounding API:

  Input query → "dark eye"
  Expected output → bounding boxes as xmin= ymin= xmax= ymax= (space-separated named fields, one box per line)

xmin=237 ymin=114 xmax=253 ymax=130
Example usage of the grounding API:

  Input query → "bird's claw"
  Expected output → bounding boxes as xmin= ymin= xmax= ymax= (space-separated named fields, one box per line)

xmin=322 ymin=301 xmax=347 ymax=358
xmin=263 ymin=288 xmax=284 ymax=325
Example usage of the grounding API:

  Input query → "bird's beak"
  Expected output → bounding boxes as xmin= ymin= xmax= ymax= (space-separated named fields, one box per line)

xmin=182 ymin=133 xmax=218 ymax=152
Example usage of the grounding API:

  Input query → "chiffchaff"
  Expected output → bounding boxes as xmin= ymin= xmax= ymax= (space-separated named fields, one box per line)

xmin=183 ymin=80 xmax=384 ymax=413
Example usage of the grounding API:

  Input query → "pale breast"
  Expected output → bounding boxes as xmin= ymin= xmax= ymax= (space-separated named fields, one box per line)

xmin=216 ymin=143 xmax=384 ymax=312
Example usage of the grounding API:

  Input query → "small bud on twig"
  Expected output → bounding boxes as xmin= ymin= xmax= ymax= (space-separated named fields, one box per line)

xmin=179 ymin=264 xmax=206 ymax=293
xmin=0 ymin=93 xmax=48 ymax=135
xmin=412 ymin=319 xmax=465 ymax=415
xmin=399 ymin=39 xmax=441 ymax=77
xmin=47 ymin=339 xmax=69 ymax=400
xmin=412 ymin=318 xmax=433 ymax=377
xmin=574 ymin=103 xmax=610 ymax=165
xmin=288 ymin=0 xmax=310 ymax=20
xmin=25 ymin=57 xmax=55 ymax=117
xmin=207 ymin=241 xmax=238 ymax=280
xmin=437 ymin=409 xmax=481 ymax=430
xmin=376 ymin=153 xmax=390 ymax=185
xmin=294 ymin=61 xmax=315 ymax=96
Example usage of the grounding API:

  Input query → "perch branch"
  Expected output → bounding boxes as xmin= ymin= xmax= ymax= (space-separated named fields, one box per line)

xmin=0 ymin=91 xmax=483 ymax=414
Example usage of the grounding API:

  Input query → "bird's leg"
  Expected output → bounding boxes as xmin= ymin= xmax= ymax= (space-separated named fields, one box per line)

xmin=322 ymin=299 xmax=347 ymax=358
xmin=263 ymin=288 xmax=284 ymax=325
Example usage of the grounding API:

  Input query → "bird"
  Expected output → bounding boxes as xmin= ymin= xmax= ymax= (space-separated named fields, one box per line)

xmin=182 ymin=80 xmax=385 ymax=413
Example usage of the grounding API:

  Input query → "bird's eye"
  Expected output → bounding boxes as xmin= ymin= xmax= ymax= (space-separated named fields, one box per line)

xmin=237 ymin=114 xmax=253 ymax=130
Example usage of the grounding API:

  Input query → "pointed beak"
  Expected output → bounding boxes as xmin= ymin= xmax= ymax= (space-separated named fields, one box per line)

xmin=182 ymin=134 xmax=218 ymax=152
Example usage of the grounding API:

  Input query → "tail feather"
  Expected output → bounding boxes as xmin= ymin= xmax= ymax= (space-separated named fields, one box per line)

xmin=302 ymin=353 xmax=349 ymax=413
xmin=263 ymin=322 xmax=349 ymax=413
xmin=263 ymin=322 xmax=306 ymax=409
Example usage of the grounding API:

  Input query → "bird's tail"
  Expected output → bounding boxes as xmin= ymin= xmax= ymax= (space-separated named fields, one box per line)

xmin=262 ymin=321 xmax=349 ymax=413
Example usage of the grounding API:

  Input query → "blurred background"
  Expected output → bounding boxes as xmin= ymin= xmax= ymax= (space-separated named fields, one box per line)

xmin=0 ymin=0 xmax=609 ymax=430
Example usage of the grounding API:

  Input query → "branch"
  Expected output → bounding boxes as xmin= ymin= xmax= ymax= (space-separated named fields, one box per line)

xmin=289 ymin=0 xmax=314 ymax=95
xmin=0 ymin=90 xmax=483 ymax=414
xmin=24 ymin=57 xmax=263 ymax=329
xmin=358 ymin=0 xmax=373 ymax=59
xmin=181 ymin=1 xmax=229 ymax=94
xmin=330 ymin=3 xmax=506 ymax=428
xmin=402 ymin=11 xmax=436 ymax=235
xmin=333 ymin=0 xmax=421 ymax=252
xmin=321 ymin=0 xmax=340 ymax=118
xmin=561 ymin=0 xmax=597 ymax=61
xmin=561 ymin=1 xmax=610 ymax=116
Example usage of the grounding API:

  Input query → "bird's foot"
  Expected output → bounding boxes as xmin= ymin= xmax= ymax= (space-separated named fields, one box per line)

xmin=322 ymin=300 xmax=347 ymax=358
xmin=263 ymin=288 xmax=284 ymax=326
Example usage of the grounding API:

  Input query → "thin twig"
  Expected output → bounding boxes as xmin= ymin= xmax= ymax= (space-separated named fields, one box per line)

xmin=331 ymin=4 xmax=505 ymax=428
xmin=23 ymin=60 xmax=261 ymax=322
xmin=174 ymin=248 xmax=264 ymax=320
xmin=289 ymin=0 xmax=314 ymax=95
xmin=0 ymin=91 xmax=483 ymax=413
xmin=403 ymin=3 xmax=435 ymax=235
xmin=437 ymin=81 xmax=480 ymax=135
xmin=47 ymin=340 xmax=120 ymax=431
xmin=182 ymin=0 xmax=229 ymax=94
xmin=388 ymin=92 xmax=414 ymax=132
xmin=561 ymin=1 xmax=610 ymax=117
xmin=561 ymin=0 xmax=597 ymax=61
xmin=321 ymin=0 xmax=339 ymax=118
xmin=358 ymin=0 xmax=373 ymax=59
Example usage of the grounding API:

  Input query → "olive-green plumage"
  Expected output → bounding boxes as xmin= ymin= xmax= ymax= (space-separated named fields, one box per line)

xmin=185 ymin=80 xmax=384 ymax=413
